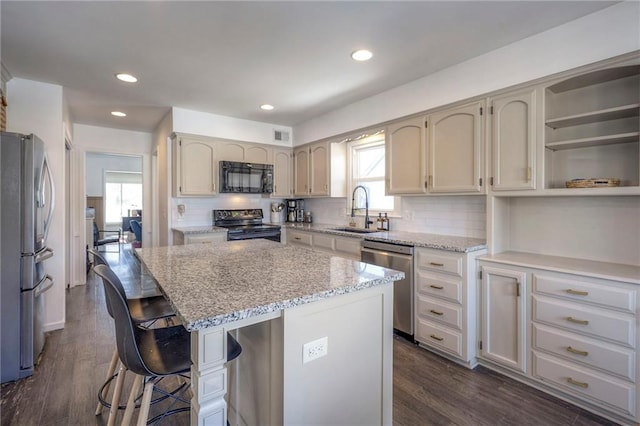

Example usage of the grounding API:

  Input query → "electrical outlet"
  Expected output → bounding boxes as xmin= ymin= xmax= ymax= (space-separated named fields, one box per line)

xmin=303 ymin=336 xmax=328 ymax=364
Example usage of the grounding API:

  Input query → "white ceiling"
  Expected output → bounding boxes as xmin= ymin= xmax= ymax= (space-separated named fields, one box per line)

xmin=1 ymin=1 xmax=617 ymax=133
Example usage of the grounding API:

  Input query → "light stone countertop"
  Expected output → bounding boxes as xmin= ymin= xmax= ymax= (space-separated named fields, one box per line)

xmin=281 ymin=222 xmax=487 ymax=253
xmin=135 ymin=239 xmax=404 ymax=331
xmin=171 ymin=226 xmax=227 ymax=234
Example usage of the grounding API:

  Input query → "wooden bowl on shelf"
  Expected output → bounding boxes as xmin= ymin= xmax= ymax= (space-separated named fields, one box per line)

xmin=565 ymin=178 xmax=620 ymax=188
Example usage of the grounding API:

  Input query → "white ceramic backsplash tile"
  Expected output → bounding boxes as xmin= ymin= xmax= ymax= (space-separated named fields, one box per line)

xmin=171 ymin=195 xmax=286 ymax=227
xmin=304 ymin=196 xmax=486 ymax=239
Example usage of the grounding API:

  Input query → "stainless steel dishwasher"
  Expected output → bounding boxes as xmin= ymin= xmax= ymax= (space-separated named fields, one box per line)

xmin=361 ymin=240 xmax=414 ymax=339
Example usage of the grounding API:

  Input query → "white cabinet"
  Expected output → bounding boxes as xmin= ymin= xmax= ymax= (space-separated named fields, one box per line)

xmin=384 ymin=101 xmax=484 ymax=195
xmin=272 ymin=148 xmax=293 ymax=197
xmin=489 ymin=88 xmax=537 ymax=191
xmin=245 ymin=145 xmax=271 ymax=164
xmin=217 ymin=141 xmax=245 ymax=162
xmin=218 ymin=140 xmax=273 ymax=164
xmin=415 ymin=248 xmax=484 ymax=367
xmin=385 ymin=117 xmax=427 ymax=195
xmin=172 ymin=230 xmax=227 ymax=245
xmin=544 ymin=62 xmax=640 ymax=191
xmin=427 ymin=101 xmax=484 ymax=193
xmin=478 ymin=263 xmax=527 ymax=373
xmin=293 ymin=141 xmax=346 ymax=197
xmin=285 ymin=228 xmax=361 ymax=260
xmin=478 ymin=252 xmax=640 ymax=424
xmin=172 ymin=134 xmax=217 ymax=197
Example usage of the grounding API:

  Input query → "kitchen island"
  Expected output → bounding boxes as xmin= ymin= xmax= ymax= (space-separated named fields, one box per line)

xmin=135 ymin=239 xmax=404 ymax=426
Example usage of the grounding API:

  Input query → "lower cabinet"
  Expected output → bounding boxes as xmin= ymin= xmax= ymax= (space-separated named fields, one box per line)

xmin=414 ymin=247 xmax=485 ymax=367
xmin=286 ymin=229 xmax=361 ymax=260
xmin=478 ymin=254 xmax=640 ymax=424
xmin=173 ymin=230 xmax=227 ymax=245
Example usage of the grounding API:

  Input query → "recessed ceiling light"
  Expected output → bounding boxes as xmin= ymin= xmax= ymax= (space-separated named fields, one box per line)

xmin=115 ymin=73 xmax=138 ymax=83
xmin=111 ymin=111 xmax=127 ymax=117
xmin=351 ymin=49 xmax=373 ymax=61
xmin=260 ymin=104 xmax=275 ymax=111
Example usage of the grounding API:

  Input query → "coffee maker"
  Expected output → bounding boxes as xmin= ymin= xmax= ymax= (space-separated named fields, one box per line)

xmin=286 ymin=199 xmax=304 ymax=222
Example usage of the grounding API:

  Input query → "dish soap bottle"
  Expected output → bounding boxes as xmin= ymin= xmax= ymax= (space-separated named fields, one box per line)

xmin=382 ymin=213 xmax=390 ymax=231
xmin=376 ymin=213 xmax=383 ymax=230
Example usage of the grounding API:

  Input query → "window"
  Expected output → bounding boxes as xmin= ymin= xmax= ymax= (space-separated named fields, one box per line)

xmin=348 ymin=133 xmax=399 ymax=217
xmin=105 ymin=172 xmax=142 ymax=224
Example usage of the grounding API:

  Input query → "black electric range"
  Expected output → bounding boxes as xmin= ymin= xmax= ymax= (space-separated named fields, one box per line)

xmin=213 ymin=209 xmax=281 ymax=242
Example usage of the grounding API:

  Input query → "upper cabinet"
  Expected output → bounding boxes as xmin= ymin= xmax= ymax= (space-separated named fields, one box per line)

xmin=172 ymin=134 xmax=218 ymax=197
xmin=427 ymin=101 xmax=484 ymax=193
xmin=385 ymin=102 xmax=484 ymax=195
xmin=294 ymin=140 xmax=346 ymax=197
xmin=489 ymin=89 xmax=537 ymax=191
xmin=543 ymin=63 xmax=639 ymax=192
xmin=273 ymin=148 xmax=293 ymax=197
xmin=386 ymin=117 xmax=427 ymax=195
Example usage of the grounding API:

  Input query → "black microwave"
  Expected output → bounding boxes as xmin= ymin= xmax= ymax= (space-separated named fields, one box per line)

xmin=219 ymin=161 xmax=273 ymax=193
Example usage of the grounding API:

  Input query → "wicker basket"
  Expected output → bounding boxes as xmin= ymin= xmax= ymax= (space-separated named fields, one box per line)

xmin=565 ymin=178 xmax=620 ymax=188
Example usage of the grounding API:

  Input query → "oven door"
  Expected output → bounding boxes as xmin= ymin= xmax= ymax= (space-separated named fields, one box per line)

xmin=219 ymin=161 xmax=273 ymax=193
xmin=227 ymin=230 xmax=281 ymax=242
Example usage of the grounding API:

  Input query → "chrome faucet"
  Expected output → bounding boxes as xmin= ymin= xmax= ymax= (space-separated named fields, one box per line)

xmin=351 ymin=185 xmax=373 ymax=229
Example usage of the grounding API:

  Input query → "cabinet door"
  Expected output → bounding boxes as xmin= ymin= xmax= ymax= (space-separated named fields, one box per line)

xmin=273 ymin=148 xmax=292 ymax=197
xmin=386 ymin=117 xmax=427 ymax=194
xmin=218 ymin=141 xmax=245 ymax=162
xmin=309 ymin=142 xmax=329 ymax=196
xmin=428 ymin=102 xmax=483 ymax=193
xmin=177 ymin=137 xmax=217 ymax=196
xmin=245 ymin=145 xmax=271 ymax=164
xmin=490 ymin=89 xmax=536 ymax=191
xmin=294 ymin=146 xmax=309 ymax=196
xmin=480 ymin=265 xmax=527 ymax=373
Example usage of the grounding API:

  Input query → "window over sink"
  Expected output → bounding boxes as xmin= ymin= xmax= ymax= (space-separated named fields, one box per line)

xmin=347 ymin=132 xmax=400 ymax=217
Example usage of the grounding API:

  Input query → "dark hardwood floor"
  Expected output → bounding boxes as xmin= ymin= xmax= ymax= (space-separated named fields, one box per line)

xmin=1 ymin=246 xmax=619 ymax=425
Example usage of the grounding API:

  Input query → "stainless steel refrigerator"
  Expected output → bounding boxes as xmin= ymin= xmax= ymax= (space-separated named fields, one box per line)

xmin=1 ymin=132 xmax=55 ymax=383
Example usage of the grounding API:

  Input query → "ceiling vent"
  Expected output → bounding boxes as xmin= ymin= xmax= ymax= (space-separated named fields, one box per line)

xmin=274 ymin=129 xmax=290 ymax=143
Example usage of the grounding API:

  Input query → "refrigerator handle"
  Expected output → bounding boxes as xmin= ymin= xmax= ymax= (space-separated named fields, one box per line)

xmin=33 ymin=274 xmax=54 ymax=298
xmin=42 ymin=155 xmax=55 ymax=243
xmin=35 ymin=247 xmax=54 ymax=264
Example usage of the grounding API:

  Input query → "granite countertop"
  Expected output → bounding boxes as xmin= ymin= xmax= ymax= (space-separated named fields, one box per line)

xmin=281 ymin=222 xmax=487 ymax=253
xmin=135 ymin=239 xmax=404 ymax=331
xmin=171 ymin=226 xmax=227 ymax=234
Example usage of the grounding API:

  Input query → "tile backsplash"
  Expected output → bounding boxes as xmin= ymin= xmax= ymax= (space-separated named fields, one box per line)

xmin=172 ymin=195 xmax=486 ymax=239
xmin=304 ymin=196 xmax=486 ymax=239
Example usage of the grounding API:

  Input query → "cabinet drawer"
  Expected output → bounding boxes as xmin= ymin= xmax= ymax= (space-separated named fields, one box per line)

xmin=288 ymin=231 xmax=312 ymax=246
xmin=533 ymin=273 xmax=636 ymax=314
xmin=416 ymin=249 xmax=463 ymax=276
xmin=533 ymin=352 xmax=636 ymax=417
xmin=334 ymin=237 xmax=361 ymax=257
xmin=532 ymin=296 xmax=635 ymax=348
xmin=416 ymin=270 xmax=462 ymax=304
xmin=532 ymin=324 xmax=635 ymax=382
xmin=416 ymin=319 xmax=462 ymax=358
xmin=313 ymin=234 xmax=335 ymax=251
xmin=185 ymin=233 xmax=226 ymax=244
xmin=416 ymin=295 xmax=462 ymax=329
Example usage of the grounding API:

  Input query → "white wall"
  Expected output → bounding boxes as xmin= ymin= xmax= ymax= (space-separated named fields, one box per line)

xmin=305 ymin=196 xmax=486 ymax=239
xmin=293 ymin=2 xmax=640 ymax=144
xmin=7 ymin=78 xmax=66 ymax=331
xmin=172 ymin=107 xmax=293 ymax=146
xmin=73 ymin=124 xmax=153 ymax=253
xmin=85 ymin=153 xmax=142 ymax=197
xmin=153 ymin=111 xmax=173 ymax=247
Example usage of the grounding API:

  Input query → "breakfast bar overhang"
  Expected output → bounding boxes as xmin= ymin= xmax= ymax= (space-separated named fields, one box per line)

xmin=135 ymin=239 xmax=404 ymax=425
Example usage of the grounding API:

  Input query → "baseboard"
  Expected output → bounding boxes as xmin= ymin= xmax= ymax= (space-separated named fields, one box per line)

xmin=43 ymin=320 xmax=65 ymax=332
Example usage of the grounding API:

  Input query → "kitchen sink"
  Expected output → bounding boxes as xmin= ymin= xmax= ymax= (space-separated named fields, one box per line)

xmin=330 ymin=227 xmax=380 ymax=234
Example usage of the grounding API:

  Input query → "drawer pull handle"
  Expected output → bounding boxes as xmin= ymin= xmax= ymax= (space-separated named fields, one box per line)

xmin=566 ymin=377 xmax=589 ymax=389
xmin=429 ymin=334 xmax=444 ymax=341
xmin=429 ymin=285 xmax=444 ymax=290
xmin=566 ymin=317 xmax=589 ymax=325
xmin=566 ymin=289 xmax=589 ymax=296
xmin=294 ymin=237 xmax=301 ymax=240
xmin=429 ymin=262 xmax=445 ymax=267
xmin=566 ymin=346 xmax=589 ymax=356
xmin=429 ymin=309 xmax=444 ymax=316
